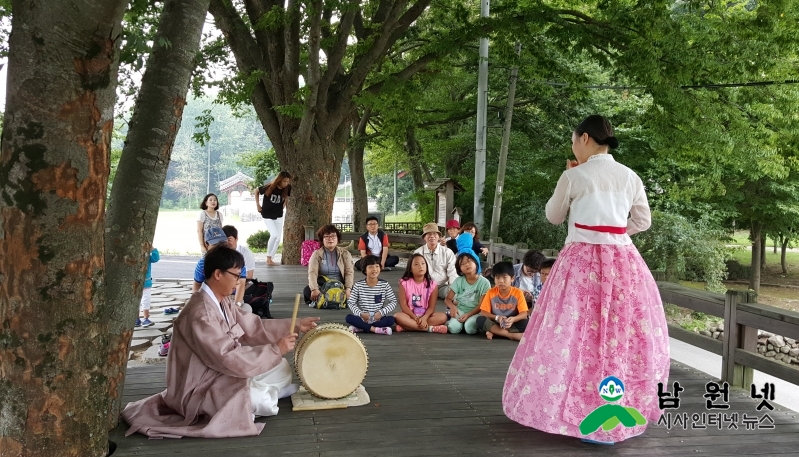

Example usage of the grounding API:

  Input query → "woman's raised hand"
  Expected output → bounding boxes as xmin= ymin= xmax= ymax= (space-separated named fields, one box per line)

xmin=566 ymin=159 xmax=579 ymax=170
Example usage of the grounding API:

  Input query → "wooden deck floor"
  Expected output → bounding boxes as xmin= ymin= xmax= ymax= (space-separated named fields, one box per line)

xmin=111 ymin=266 xmax=799 ymax=456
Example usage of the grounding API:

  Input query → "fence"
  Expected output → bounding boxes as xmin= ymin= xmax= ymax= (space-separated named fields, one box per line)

xmin=333 ymin=222 xmax=424 ymax=235
xmin=304 ymin=224 xmax=799 ymax=387
xmin=657 ymin=278 xmax=799 ymax=387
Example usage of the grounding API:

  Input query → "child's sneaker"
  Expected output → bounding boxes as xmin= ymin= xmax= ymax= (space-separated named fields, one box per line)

xmin=141 ymin=318 xmax=154 ymax=327
xmin=395 ymin=325 xmax=404 ymax=333
xmin=134 ymin=318 xmax=141 ymax=328
xmin=429 ymin=325 xmax=448 ymax=334
xmin=374 ymin=327 xmax=392 ymax=335
xmin=348 ymin=325 xmax=364 ymax=333
xmin=158 ymin=342 xmax=170 ymax=357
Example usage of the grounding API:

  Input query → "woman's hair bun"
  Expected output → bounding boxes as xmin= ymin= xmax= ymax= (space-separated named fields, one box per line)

xmin=602 ymin=136 xmax=619 ymax=149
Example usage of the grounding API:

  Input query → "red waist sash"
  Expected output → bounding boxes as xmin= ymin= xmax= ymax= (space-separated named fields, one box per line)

xmin=574 ymin=223 xmax=627 ymax=234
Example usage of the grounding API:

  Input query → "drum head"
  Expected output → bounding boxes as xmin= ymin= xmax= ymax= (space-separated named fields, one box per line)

xmin=296 ymin=324 xmax=368 ymax=399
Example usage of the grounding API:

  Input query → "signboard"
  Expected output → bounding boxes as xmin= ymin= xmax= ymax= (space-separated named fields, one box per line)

xmin=437 ymin=190 xmax=447 ymax=226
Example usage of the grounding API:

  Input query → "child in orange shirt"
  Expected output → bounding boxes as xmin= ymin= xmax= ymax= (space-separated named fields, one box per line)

xmin=475 ymin=261 xmax=529 ymax=341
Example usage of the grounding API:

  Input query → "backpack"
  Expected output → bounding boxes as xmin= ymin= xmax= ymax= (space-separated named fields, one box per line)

xmin=244 ymin=279 xmax=274 ymax=319
xmin=301 ymin=240 xmax=321 ymax=266
xmin=314 ymin=276 xmax=347 ymax=310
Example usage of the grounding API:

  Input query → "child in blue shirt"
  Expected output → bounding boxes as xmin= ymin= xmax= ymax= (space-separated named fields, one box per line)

xmin=136 ymin=248 xmax=160 ymax=327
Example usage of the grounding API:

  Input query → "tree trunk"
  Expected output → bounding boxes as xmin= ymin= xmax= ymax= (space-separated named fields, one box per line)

xmin=773 ymin=235 xmax=778 ymax=254
xmin=749 ymin=222 xmax=762 ymax=294
xmin=104 ymin=0 xmax=210 ymax=430
xmin=782 ymin=237 xmax=789 ymax=274
xmin=760 ymin=233 xmax=767 ymax=271
xmin=349 ymin=109 xmax=371 ymax=232
xmin=405 ymin=126 xmax=426 ymax=192
xmin=0 ymin=2 xmax=127 ymax=456
xmin=279 ymin=123 xmax=349 ymax=263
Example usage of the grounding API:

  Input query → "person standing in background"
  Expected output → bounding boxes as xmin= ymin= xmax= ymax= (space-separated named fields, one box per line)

xmin=256 ymin=171 xmax=292 ymax=266
xmin=197 ymin=193 xmax=224 ymax=255
xmin=135 ymin=247 xmax=160 ymax=328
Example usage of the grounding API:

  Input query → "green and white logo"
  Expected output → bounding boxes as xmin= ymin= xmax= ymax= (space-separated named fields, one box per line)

xmin=579 ymin=376 xmax=647 ymax=435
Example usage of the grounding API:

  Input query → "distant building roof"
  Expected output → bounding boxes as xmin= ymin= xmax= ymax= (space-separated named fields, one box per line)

xmin=424 ymin=177 xmax=464 ymax=192
xmin=218 ymin=171 xmax=254 ymax=192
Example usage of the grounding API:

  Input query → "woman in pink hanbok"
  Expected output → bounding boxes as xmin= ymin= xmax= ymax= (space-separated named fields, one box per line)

xmin=502 ymin=115 xmax=669 ymax=444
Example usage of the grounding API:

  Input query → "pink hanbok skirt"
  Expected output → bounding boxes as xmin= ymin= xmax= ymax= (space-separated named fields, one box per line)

xmin=502 ymin=242 xmax=670 ymax=442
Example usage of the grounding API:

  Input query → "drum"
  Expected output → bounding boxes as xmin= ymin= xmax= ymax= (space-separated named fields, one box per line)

xmin=294 ymin=323 xmax=369 ymax=399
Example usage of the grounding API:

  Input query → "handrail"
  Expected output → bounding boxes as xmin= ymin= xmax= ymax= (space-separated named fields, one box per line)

xmin=304 ymin=227 xmax=799 ymax=386
xmin=657 ymin=280 xmax=799 ymax=387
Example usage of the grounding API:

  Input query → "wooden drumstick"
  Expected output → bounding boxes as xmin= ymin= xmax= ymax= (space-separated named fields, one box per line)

xmin=290 ymin=293 xmax=301 ymax=334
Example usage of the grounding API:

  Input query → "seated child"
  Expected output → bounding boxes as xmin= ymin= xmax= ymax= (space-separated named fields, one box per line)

xmin=345 ymin=255 xmax=397 ymax=335
xmin=446 ymin=234 xmax=490 ymax=334
xmin=512 ymin=250 xmax=545 ymax=308
xmin=475 ymin=261 xmax=529 ymax=341
xmin=446 ymin=221 xmax=488 ymax=256
xmin=394 ymin=253 xmax=448 ymax=333
xmin=539 ymin=257 xmax=555 ymax=284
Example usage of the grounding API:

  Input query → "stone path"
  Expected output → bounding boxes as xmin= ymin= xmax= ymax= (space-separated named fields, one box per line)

xmin=129 ymin=280 xmax=194 ymax=365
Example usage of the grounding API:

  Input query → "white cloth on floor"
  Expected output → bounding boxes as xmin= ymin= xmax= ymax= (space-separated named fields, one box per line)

xmin=249 ymin=358 xmax=293 ymax=417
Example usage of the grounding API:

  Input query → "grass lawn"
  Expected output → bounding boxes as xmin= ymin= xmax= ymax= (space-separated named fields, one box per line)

xmin=153 ymin=209 xmax=267 ymax=255
xmin=385 ymin=211 xmax=421 ymax=222
xmin=728 ymin=248 xmax=799 ymax=282
xmin=729 ymin=230 xmax=751 ymax=246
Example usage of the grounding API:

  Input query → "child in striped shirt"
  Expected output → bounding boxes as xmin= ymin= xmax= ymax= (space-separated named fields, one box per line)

xmin=345 ymin=255 xmax=397 ymax=335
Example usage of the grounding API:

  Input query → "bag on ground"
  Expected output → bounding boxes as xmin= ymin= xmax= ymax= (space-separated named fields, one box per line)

xmin=244 ymin=279 xmax=274 ymax=319
xmin=315 ymin=276 xmax=347 ymax=310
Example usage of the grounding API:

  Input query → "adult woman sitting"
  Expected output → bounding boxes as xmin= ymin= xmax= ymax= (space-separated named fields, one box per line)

xmin=303 ymin=224 xmax=354 ymax=304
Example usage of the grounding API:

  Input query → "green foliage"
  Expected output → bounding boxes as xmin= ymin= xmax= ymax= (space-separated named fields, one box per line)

xmin=247 ymin=230 xmax=271 ymax=252
xmin=634 ymin=211 xmax=732 ymax=293
xmin=497 ymin=197 xmax=568 ymax=250
xmin=237 ymin=148 xmax=281 ymax=186
xmin=365 ymin=172 xmax=415 ymax=213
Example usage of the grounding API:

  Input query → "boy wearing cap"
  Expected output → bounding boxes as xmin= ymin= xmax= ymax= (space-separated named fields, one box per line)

xmin=414 ymin=222 xmax=458 ymax=299
xmin=193 ymin=227 xmax=247 ymax=304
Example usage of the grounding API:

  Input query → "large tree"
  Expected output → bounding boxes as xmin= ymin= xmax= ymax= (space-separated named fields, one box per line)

xmin=105 ymin=0 xmax=212 ymax=428
xmin=207 ymin=0 xmax=465 ymax=262
xmin=0 ymin=0 xmax=210 ymax=455
xmin=0 ymin=2 xmax=128 ymax=455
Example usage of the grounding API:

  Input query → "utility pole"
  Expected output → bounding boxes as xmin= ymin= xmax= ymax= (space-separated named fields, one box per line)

xmin=206 ymin=140 xmax=211 ymax=194
xmin=393 ymin=159 xmax=398 ymax=216
xmin=473 ymin=0 xmax=490 ymax=230
xmin=489 ymin=43 xmax=521 ymax=242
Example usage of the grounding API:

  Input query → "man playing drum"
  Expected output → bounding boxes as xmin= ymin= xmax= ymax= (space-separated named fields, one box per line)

xmin=121 ymin=246 xmax=320 ymax=438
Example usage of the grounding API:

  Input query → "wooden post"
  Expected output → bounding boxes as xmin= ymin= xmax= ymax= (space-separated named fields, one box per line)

xmin=722 ymin=290 xmax=758 ymax=387
xmin=721 ymin=290 xmax=739 ymax=384
xmin=737 ymin=291 xmax=758 ymax=388
xmin=514 ymin=242 xmax=527 ymax=264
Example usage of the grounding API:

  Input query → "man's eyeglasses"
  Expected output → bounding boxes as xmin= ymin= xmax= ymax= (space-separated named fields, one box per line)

xmin=223 ymin=270 xmax=241 ymax=279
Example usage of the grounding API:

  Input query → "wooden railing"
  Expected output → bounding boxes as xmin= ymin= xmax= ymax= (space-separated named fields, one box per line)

xmin=333 ymin=222 xmax=424 ymax=235
xmin=306 ymin=228 xmax=560 ymax=265
xmin=657 ymin=279 xmax=799 ymax=386
xmin=305 ymin=224 xmax=799 ymax=386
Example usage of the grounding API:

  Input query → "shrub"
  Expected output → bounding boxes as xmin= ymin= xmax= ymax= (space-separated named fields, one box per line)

xmin=247 ymin=230 xmax=271 ymax=252
xmin=634 ymin=211 xmax=732 ymax=293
